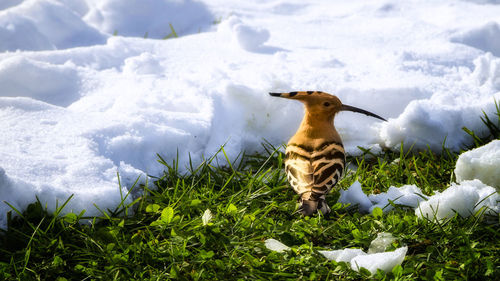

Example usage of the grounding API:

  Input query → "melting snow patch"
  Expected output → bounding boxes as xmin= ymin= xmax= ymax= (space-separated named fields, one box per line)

xmin=368 ymin=232 xmax=397 ymax=254
xmin=340 ymin=178 xmax=498 ymax=221
xmin=338 ymin=181 xmax=372 ymax=212
xmin=416 ymin=179 xmax=499 ymax=221
xmin=318 ymin=248 xmax=366 ymax=263
xmin=201 ymin=209 xmax=213 ymax=226
xmin=455 ymin=140 xmax=500 ymax=190
xmin=350 ymin=247 xmax=407 ymax=275
xmin=319 ymin=233 xmax=406 ymax=275
xmin=264 ymin=239 xmax=290 ymax=253
xmin=268 ymin=232 xmax=407 ymax=275
xmin=368 ymin=185 xmax=427 ymax=213
xmin=340 ymin=181 xmax=427 ymax=214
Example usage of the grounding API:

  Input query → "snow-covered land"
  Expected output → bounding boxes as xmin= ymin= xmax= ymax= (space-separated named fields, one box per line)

xmin=1 ymin=0 xmax=500 ymax=228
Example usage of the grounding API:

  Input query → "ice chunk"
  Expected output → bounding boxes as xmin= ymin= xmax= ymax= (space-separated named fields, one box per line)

xmin=416 ymin=183 xmax=478 ymax=220
xmin=339 ymin=181 xmax=373 ymax=212
xmin=264 ymin=239 xmax=290 ymax=253
xmin=320 ymin=233 xmax=406 ymax=274
xmin=369 ymin=185 xmax=427 ymax=213
xmin=351 ymin=247 xmax=408 ymax=274
xmin=202 ymin=209 xmax=213 ymax=226
xmin=415 ymin=180 xmax=499 ymax=221
xmin=455 ymin=140 xmax=500 ymax=190
xmin=368 ymin=232 xmax=397 ymax=254
xmin=318 ymin=248 xmax=366 ymax=262
xmin=468 ymin=180 xmax=499 ymax=215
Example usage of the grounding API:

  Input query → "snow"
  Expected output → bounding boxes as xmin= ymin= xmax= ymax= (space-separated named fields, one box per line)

xmin=318 ymin=248 xmax=366 ymax=263
xmin=220 ymin=16 xmax=272 ymax=52
xmin=369 ymin=185 xmax=427 ymax=213
xmin=350 ymin=247 xmax=407 ymax=275
xmin=339 ymin=181 xmax=428 ymax=214
xmin=368 ymin=232 xmax=397 ymax=254
xmin=267 ymin=235 xmax=407 ymax=275
xmin=455 ymin=140 xmax=500 ymax=189
xmin=317 ymin=232 xmax=406 ymax=274
xmin=201 ymin=209 xmax=213 ymax=226
xmin=264 ymin=239 xmax=290 ymax=253
xmin=1 ymin=0 xmax=500 ymax=228
xmin=338 ymin=178 xmax=498 ymax=220
xmin=338 ymin=181 xmax=373 ymax=213
xmin=451 ymin=22 xmax=500 ymax=57
xmin=83 ymin=0 xmax=213 ymax=39
xmin=416 ymin=179 xmax=499 ymax=220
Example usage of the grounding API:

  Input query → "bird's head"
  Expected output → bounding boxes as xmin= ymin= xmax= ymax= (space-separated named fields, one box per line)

xmin=269 ymin=91 xmax=386 ymax=121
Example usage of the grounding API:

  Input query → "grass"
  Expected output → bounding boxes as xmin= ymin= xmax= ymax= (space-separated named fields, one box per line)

xmin=0 ymin=108 xmax=499 ymax=280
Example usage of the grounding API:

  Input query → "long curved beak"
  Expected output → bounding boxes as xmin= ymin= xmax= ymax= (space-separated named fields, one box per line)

xmin=341 ymin=104 xmax=387 ymax=121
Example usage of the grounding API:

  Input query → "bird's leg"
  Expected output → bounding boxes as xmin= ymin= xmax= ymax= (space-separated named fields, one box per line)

xmin=299 ymin=199 xmax=318 ymax=216
xmin=317 ymin=199 xmax=331 ymax=215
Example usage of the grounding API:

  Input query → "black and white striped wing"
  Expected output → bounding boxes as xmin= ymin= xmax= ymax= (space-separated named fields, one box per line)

xmin=285 ymin=142 xmax=345 ymax=200
xmin=284 ymin=145 xmax=313 ymax=197
xmin=310 ymin=142 xmax=345 ymax=197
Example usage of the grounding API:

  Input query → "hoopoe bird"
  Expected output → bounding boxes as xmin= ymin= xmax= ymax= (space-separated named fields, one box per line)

xmin=270 ymin=91 xmax=386 ymax=216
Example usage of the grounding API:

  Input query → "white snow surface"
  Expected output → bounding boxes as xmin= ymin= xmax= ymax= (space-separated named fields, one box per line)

xmin=350 ymin=247 xmax=408 ymax=275
xmin=339 ymin=179 xmax=498 ymax=220
xmin=339 ymin=181 xmax=428 ymax=214
xmin=318 ymin=233 xmax=406 ymax=274
xmin=264 ymin=239 xmax=290 ymax=253
xmin=267 ymin=234 xmax=407 ymax=274
xmin=1 ymin=0 xmax=500 ymax=227
xmin=416 ymin=179 xmax=499 ymax=220
xmin=455 ymin=140 xmax=500 ymax=189
xmin=318 ymin=248 xmax=366 ymax=263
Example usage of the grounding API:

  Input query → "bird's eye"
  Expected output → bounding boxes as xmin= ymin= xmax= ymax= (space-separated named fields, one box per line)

xmin=323 ymin=102 xmax=330 ymax=107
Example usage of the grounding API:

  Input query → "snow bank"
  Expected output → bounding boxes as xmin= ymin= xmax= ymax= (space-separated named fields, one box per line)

xmin=0 ymin=0 xmax=107 ymax=51
xmin=451 ymin=21 xmax=500 ymax=57
xmin=0 ymin=0 xmax=214 ymax=52
xmin=84 ymin=0 xmax=213 ymax=39
xmin=455 ymin=140 xmax=500 ymax=189
xmin=0 ymin=56 xmax=81 ymax=106
xmin=2 ymin=0 xmax=500 ymax=227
